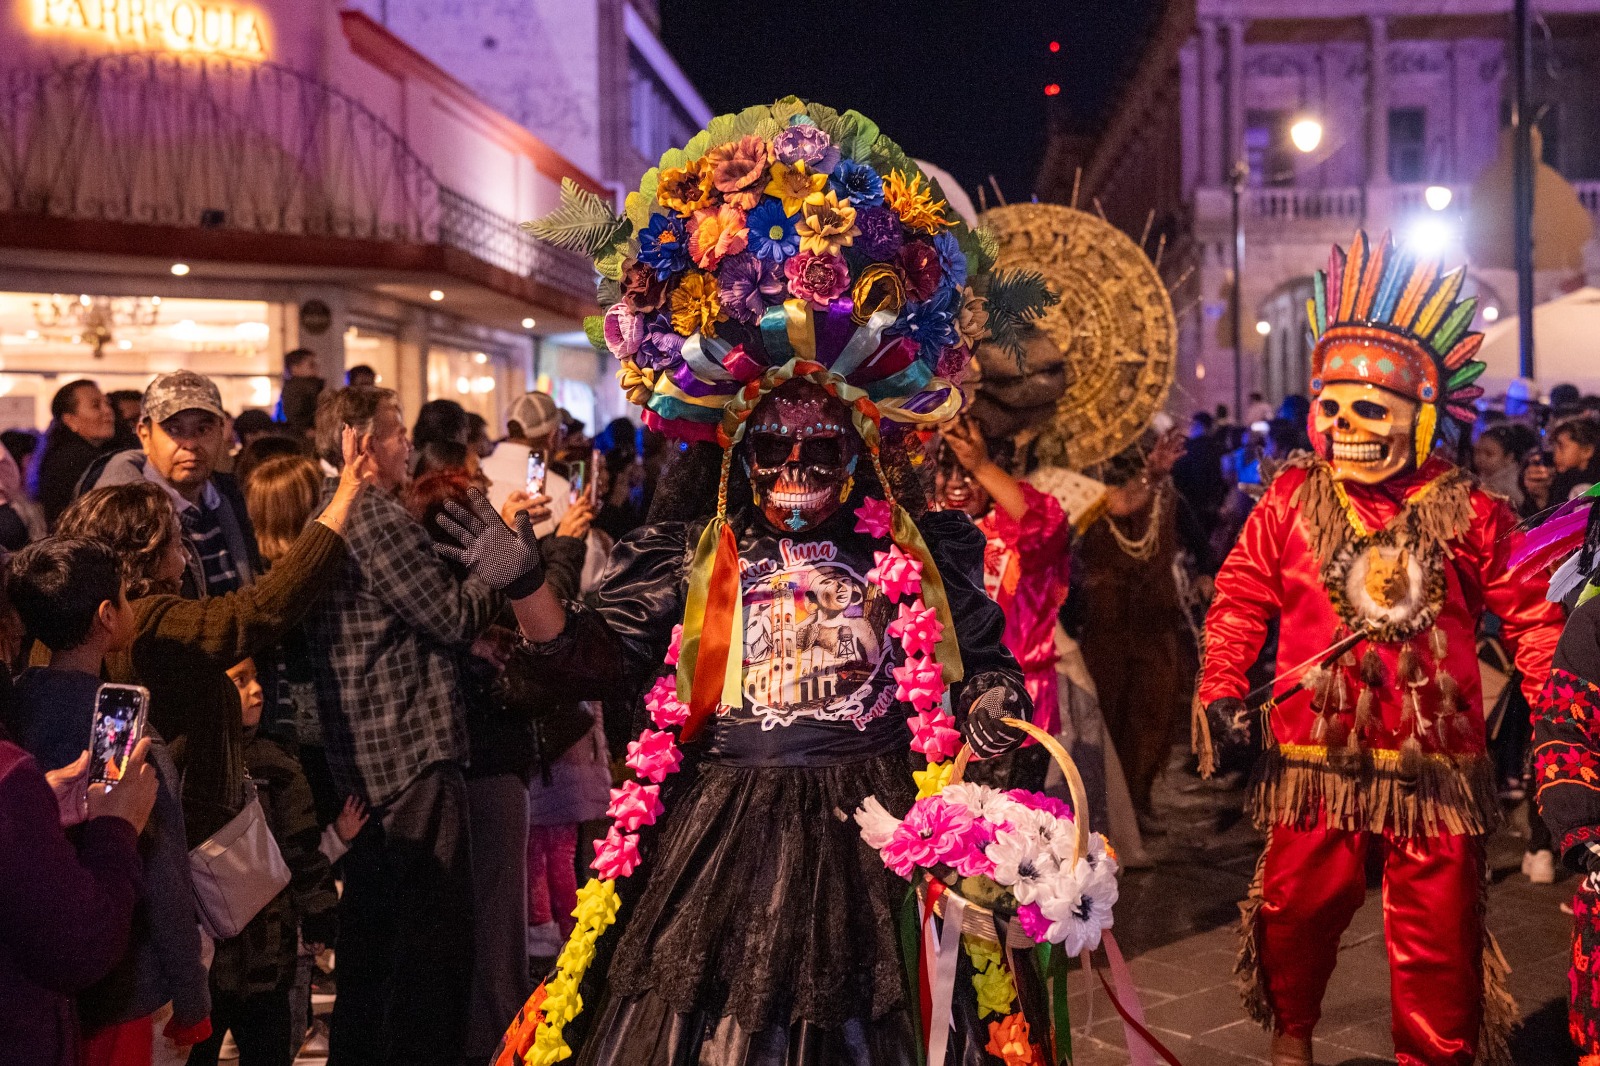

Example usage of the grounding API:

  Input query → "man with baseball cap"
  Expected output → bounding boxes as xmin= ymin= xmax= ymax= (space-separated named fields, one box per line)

xmin=79 ymin=370 xmax=258 ymax=597
xmin=481 ymin=391 xmax=568 ymax=536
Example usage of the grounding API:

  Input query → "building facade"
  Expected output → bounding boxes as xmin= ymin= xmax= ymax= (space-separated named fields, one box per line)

xmin=1040 ymin=0 xmax=1600 ymax=415
xmin=0 ymin=0 xmax=706 ymax=436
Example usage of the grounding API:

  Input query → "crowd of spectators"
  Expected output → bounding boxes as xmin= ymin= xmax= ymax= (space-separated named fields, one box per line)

xmin=0 ymin=361 xmax=654 ymax=1066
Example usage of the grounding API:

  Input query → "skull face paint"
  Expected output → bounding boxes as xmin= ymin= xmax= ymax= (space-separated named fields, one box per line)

xmin=742 ymin=380 xmax=861 ymax=532
xmin=1312 ymin=381 xmax=1419 ymax=484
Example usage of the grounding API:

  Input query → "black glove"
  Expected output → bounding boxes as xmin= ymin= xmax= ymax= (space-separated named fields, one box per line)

xmin=964 ymin=682 xmax=1028 ymax=759
xmin=435 ymin=489 xmax=546 ymax=599
xmin=1203 ymin=697 xmax=1256 ymax=772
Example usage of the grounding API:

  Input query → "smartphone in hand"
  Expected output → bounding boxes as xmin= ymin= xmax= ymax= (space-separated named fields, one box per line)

xmin=88 ymin=684 xmax=150 ymax=788
xmin=526 ymin=451 xmax=547 ymax=497
xmin=567 ymin=460 xmax=587 ymax=504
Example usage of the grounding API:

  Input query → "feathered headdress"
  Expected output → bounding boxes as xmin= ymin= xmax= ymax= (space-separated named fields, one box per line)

xmin=1307 ymin=230 xmax=1488 ymax=463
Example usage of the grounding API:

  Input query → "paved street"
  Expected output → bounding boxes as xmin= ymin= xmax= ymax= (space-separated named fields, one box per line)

xmin=1070 ymin=750 xmax=1576 ymax=1066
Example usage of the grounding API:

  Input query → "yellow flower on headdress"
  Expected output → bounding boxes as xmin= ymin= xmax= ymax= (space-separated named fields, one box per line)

xmin=913 ymin=760 xmax=954 ymax=799
xmin=884 ymin=170 xmax=948 ymax=233
xmin=972 ymin=958 xmax=1019 ymax=1017
xmin=765 ymin=160 xmax=827 ymax=215
xmin=852 ymin=262 xmax=906 ymax=323
xmin=657 ymin=158 xmax=715 ymax=217
xmin=796 ymin=189 xmax=859 ymax=256
xmin=670 ymin=272 xmax=726 ymax=338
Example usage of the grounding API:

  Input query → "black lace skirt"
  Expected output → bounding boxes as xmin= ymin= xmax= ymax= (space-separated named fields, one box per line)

xmin=570 ymin=749 xmax=998 ymax=1065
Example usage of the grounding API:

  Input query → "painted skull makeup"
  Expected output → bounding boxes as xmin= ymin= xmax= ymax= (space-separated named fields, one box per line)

xmin=742 ymin=380 xmax=861 ymax=532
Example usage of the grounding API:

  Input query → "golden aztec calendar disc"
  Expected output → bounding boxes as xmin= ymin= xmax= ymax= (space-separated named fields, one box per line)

xmin=979 ymin=203 xmax=1176 ymax=471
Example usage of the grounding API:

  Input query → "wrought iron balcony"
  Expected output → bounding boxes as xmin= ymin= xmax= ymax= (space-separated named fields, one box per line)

xmin=0 ymin=53 xmax=594 ymax=306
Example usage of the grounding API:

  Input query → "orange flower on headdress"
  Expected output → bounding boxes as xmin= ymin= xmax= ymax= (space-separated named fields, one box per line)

xmin=687 ymin=205 xmax=749 ymax=270
xmin=851 ymin=263 xmax=905 ymax=323
xmin=657 ymin=159 xmax=715 ymax=216
xmin=796 ymin=189 xmax=859 ymax=256
xmin=669 ymin=272 xmax=726 ymax=338
xmin=704 ymin=136 xmax=771 ymax=210
xmin=985 ymin=1014 xmax=1042 ymax=1066
xmin=884 ymin=170 xmax=948 ymax=233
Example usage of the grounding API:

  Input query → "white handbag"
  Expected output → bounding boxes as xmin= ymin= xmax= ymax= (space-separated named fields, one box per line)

xmin=188 ymin=778 xmax=290 ymax=940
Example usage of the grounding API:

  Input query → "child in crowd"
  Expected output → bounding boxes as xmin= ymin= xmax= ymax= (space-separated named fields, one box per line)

xmin=5 ymin=537 xmax=212 ymax=1065
xmin=186 ymin=658 xmax=339 ymax=1066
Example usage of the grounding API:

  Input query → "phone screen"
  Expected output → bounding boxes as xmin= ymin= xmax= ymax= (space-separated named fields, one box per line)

xmin=568 ymin=460 xmax=587 ymax=504
xmin=526 ymin=451 xmax=547 ymax=497
xmin=89 ymin=685 xmax=146 ymax=787
xmin=589 ymin=447 xmax=603 ymax=506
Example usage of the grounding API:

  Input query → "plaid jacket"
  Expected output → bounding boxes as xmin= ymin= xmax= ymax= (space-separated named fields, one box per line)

xmin=306 ymin=482 xmax=500 ymax=805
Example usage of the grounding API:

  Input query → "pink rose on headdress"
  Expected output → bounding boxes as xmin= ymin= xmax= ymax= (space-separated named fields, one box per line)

xmin=625 ymin=728 xmax=682 ymax=783
xmin=783 ymin=250 xmax=850 ymax=308
xmin=888 ymin=599 xmax=943 ymax=658
xmin=606 ymin=780 xmax=663 ymax=832
xmin=868 ymin=545 xmax=923 ymax=602
xmin=645 ymin=675 xmax=690 ymax=728
xmin=603 ymin=303 xmax=644 ymax=358
xmin=854 ymin=497 xmax=893 ymax=539
xmin=592 ymin=826 xmax=641 ymax=879
xmin=772 ymin=124 xmax=841 ymax=174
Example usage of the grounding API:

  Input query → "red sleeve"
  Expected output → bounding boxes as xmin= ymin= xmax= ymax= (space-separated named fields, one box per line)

xmin=0 ymin=745 xmax=143 ymax=994
xmin=1473 ymin=492 xmax=1565 ymax=705
xmin=1198 ymin=469 xmax=1296 ymax=703
xmin=985 ymin=483 xmax=1069 ymax=571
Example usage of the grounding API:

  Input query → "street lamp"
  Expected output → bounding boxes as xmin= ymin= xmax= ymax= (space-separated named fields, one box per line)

xmin=1424 ymin=185 xmax=1453 ymax=211
xmin=1289 ymin=117 xmax=1323 ymax=155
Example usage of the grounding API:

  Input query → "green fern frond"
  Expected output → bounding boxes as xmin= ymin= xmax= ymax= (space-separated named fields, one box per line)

xmin=984 ymin=268 xmax=1058 ymax=366
xmin=523 ymin=178 xmax=627 ymax=258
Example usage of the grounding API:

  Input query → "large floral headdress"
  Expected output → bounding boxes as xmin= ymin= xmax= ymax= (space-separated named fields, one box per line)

xmin=1308 ymin=229 xmax=1488 ymax=462
xmin=527 ymin=96 xmax=1053 ymax=446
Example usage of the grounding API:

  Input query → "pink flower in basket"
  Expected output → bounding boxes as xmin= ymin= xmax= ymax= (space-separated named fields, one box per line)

xmin=945 ymin=818 xmax=999 ymax=878
xmin=606 ymin=780 xmax=663 ymax=832
xmin=888 ymin=599 xmax=942 ymax=658
xmin=880 ymin=798 xmax=974 ymax=877
xmin=626 ymin=728 xmax=683 ymax=783
xmin=592 ymin=826 xmax=641 ymax=879
xmin=867 ymin=545 xmax=923 ymax=603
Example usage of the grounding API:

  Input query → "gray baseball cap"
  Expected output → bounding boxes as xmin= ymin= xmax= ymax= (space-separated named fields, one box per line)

xmin=142 ymin=370 xmax=227 ymax=425
xmin=506 ymin=391 xmax=560 ymax=438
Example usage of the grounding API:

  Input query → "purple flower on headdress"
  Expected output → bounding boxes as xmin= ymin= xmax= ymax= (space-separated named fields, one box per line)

xmin=932 ymin=230 xmax=968 ymax=290
xmin=854 ymin=206 xmax=904 ymax=263
xmin=828 ymin=159 xmax=885 ymax=207
xmin=635 ymin=313 xmax=685 ymax=370
xmin=717 ymin=252 xmax=785 ymax=324
xmin=891 ymin=286 xmax=961 ymax=362
xmin=772 ymin=123 xmax=841 ymax=174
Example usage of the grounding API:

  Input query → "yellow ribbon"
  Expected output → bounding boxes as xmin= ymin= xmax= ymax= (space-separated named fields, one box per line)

xmin=891 ymin=502 xmax=964 ymax=684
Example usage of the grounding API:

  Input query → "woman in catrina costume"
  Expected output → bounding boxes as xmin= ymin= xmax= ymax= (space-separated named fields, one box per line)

xmin=487 ymin=99 xmax=1059 ymax=1066
xmin=1194 ymin=230 xmax=1564 ymax=1066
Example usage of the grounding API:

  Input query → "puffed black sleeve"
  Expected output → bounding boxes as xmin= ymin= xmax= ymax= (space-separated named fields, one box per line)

xmin=513 ymin=520 xmax=695 ymax=702
xmin=919 ymin=510 xmax=1030 ymax=755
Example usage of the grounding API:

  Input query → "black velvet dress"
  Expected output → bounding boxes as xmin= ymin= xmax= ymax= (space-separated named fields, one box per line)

xmin=520 ymin=505 xmax=1028 ymax=1066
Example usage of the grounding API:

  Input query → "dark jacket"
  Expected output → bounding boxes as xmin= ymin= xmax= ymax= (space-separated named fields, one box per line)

xmin=0 ymin=739 xmax=142 ymax=1066
xmin=276 ymin=376 xmax=323 ymax=436
xmin=209 ymin=730 xmax=337 ymax=996
xmin=79 ymin=450 xmax=261 ymax=596
xmin=9 ymin=669 xmax=210 ymax=1032
xmin=35 ymin=427 xmax=111 ymax=528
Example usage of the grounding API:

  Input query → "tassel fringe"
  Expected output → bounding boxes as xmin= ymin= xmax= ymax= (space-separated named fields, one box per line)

xmin=1248 ymin=745 xmax=1500 ymax=837
xmin=1478 ymin=929 xmax=1517 ymax=1066
xmin=1235 ymin=848 xmax=1273 ymax=1030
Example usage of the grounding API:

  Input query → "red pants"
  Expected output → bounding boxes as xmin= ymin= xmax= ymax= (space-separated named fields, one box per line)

xmin=1256 ymin=823 xmax=1484 ymax=1066
xmin=527 ymin=822 xmax=579 ymax=936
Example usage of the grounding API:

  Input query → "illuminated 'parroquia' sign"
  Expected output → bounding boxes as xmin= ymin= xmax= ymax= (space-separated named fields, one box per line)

xmin=32 ymin=0 xmax=268 ymax=57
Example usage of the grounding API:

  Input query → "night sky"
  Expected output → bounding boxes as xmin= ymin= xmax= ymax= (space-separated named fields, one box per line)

xmin=659 ymin=0 xmax=1161 ymax=204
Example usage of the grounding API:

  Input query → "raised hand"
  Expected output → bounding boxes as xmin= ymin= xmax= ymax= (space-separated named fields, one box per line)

xmin=435 ymin=488 xmax=546 ymax=598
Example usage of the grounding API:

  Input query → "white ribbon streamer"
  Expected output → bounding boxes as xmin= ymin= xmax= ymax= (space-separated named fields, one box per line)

xmin=924 ymin=890 xmax=965 ymax=1066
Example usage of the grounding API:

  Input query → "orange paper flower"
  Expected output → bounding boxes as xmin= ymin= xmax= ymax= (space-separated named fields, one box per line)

xmin=657 ymin=159 xmax=715 ymax=216
xmin=687 ymin=204 xmax=749 ymax=270
xmin=705 ymin=135 xmax=771 ymax=211
xmin=985 ymin=1014 xmax=1042 ymax=1066
xmin=669 ymin=271 xmax=726 ymax=338
xmin=883 ymin=169 xmax=948 ymax=233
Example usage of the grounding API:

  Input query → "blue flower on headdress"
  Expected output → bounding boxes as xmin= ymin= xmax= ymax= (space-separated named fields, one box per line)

xmin=638 ymin=214 xmax=690 ymax=279
xmin=932 ymin=230 xmax=967 ymax=291
xmin=746 ymin=199 xmax=800 ymax=264
xmin=890 ymin=286 xmax=961 ymax=362
xmin=828 ymin=160 xmax=884 ymax=208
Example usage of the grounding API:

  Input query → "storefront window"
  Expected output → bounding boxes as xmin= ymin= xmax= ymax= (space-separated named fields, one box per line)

xmin=427 ymin=343 xmax=524 ymax=433
xmin=344 ymin=325 xmax=399 ymax=392
xmin=0 ymin=291 xmax=279 ymax=429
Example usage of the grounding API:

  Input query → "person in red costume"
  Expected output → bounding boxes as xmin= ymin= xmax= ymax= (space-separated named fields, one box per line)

xmin=937 ymin=416 xmax=1070 ymax=736
xmin=1195 ymin=230 xmax=1564 ymax=1066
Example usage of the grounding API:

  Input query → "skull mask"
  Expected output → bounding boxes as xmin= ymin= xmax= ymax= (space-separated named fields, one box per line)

xmin=1312 ymin=382 xmax=1419 ymax=484
xmin=742 ymin=380 xmax=861 ymax=532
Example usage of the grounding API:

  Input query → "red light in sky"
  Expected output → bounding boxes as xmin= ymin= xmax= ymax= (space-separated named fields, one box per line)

xmin=1044 ymin=83 xmax=1061 ymax=96
xmin=1049 ymin=40 xmax=1061 ymax=52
